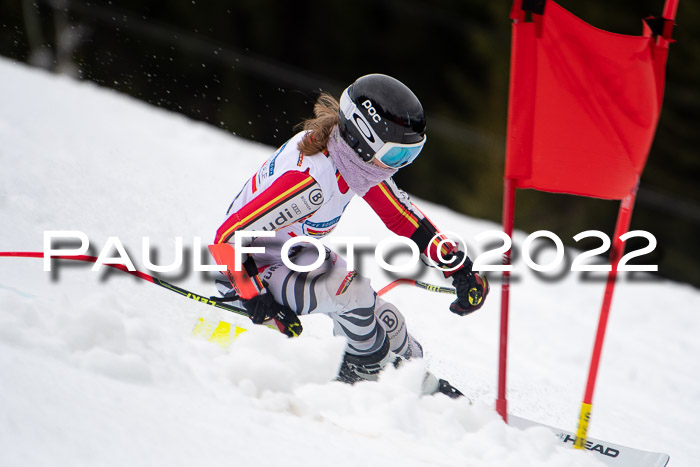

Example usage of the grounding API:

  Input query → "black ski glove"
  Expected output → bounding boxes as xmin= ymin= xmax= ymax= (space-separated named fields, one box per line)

xmin=243 ymin=292 xmax=303 ymax=338
xmin=449 ymin=268 xmax=489 ymax=316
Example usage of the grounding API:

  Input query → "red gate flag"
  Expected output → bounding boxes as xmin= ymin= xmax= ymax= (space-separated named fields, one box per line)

xmin=505 ymin=0 xmax=671 ymax=199
xmin=497 ymin=0 xmax=677 ymax=427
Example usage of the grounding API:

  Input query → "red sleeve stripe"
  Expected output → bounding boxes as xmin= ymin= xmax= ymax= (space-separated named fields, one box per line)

xmin=378 ymin=182 xmax=419 ymax=230
xmin=377 ymin=182 xmax=420 ymax=229
xmin=361 ymin=182 xmax=420 ymax=238
xmin=365 ymin=182 xmax=454 ymax=262
xmin=336 ymin=170 xmax=349 ymax=194
xmin=427 ymin=232 xmax=458 ymax=261
xmin=215 ymin=171 xmax=316 ymax=244
xmin=410 ymin=203 xmax=454 ymax=258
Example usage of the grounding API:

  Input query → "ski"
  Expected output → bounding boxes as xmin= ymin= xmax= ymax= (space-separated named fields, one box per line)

xmin=191 ymin=316 xmax=248 ymax=348
xmin=509 ymin=415 xmax=670 ymax=467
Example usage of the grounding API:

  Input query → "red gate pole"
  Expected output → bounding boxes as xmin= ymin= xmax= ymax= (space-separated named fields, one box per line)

xmin=575 ymin=0 xmax=677 ymax=447
xmin=497 ymin=0 xmax=527 ymax=424
xmin=574 ymin=189 xmax=637 ymax=448
xmin=661 ymin=0 xmax=679 ymax=41
xmin=497 ymin=178 xmax=516 ymax=423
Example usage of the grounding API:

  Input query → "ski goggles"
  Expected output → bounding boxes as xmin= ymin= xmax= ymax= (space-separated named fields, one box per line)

xmin=371 ymin=137 xmax=427 ymax=168
xmin=339 ymin=88 xmax=426 ymax=168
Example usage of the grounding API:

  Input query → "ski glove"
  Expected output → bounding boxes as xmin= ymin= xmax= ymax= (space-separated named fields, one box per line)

xmin=450 ymin=269 xmax=489 ymax=316
xmin=243 ymin=291 xmax=303 ymax=338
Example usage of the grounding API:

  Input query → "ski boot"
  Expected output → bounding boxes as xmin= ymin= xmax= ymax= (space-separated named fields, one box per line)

xmin=337 ymin=338 xmax=395 ymax=384
xmin=338 ymin=340 xmax=468 ymax=401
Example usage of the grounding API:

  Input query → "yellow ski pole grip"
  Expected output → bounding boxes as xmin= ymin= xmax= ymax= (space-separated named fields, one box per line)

xmin=574 ymin=402 xmax=592 ymax=449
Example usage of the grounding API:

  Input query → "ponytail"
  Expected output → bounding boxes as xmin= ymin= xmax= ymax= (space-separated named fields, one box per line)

xmin=296 ymin=93 xmax=340 ymax=156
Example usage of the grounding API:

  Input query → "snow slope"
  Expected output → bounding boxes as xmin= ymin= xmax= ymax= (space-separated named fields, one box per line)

xmin=1 ymin=57 xmax=698 ymax=466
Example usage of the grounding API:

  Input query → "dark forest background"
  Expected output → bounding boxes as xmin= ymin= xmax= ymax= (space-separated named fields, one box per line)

xmin=1 ymin=0 xmax=699 ymax=287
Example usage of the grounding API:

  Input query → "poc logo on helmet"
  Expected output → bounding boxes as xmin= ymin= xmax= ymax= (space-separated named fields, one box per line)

xmin=362 ymin=100 xmax=381 ymax=123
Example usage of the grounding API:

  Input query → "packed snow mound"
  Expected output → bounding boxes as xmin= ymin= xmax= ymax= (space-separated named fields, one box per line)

xmin=1 ymin=57 xmax=698 ymax=466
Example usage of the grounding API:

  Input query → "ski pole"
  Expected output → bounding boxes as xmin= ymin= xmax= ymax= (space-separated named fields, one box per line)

xmin=377 ymin=278 xmax=456 ymax=297
xmin=0 ymin=251 xmax=250 ymax=317
xmin=1 ymin=252 xmax=454 ymax=314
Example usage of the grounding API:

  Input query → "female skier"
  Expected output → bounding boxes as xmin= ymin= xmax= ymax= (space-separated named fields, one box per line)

xmin=211 ymin=74 xmax=488 ymax=396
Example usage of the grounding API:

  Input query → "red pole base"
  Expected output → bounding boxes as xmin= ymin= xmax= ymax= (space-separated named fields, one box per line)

xmin=496 ymin=398 xmax=508 ymax=423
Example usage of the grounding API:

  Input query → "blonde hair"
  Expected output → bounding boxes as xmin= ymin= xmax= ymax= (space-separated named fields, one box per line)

xmin=296 ymin=93 xmax=340 ymax=156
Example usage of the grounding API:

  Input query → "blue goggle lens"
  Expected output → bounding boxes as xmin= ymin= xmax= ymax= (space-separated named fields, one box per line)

xmin=378 ymin=144 xmax=424 ymax=168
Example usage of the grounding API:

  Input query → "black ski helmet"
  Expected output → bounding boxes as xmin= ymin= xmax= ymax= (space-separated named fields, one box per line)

xmin=338 ymin=74 xmax=426 ymax=166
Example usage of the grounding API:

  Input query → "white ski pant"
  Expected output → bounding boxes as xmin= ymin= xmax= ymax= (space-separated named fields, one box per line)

xmin=216 ymin=238 xmax=423 ymax=358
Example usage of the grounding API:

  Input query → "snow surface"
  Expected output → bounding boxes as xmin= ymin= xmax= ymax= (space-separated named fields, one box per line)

xmin=1 ymin=57 xmax=698 ymax=467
